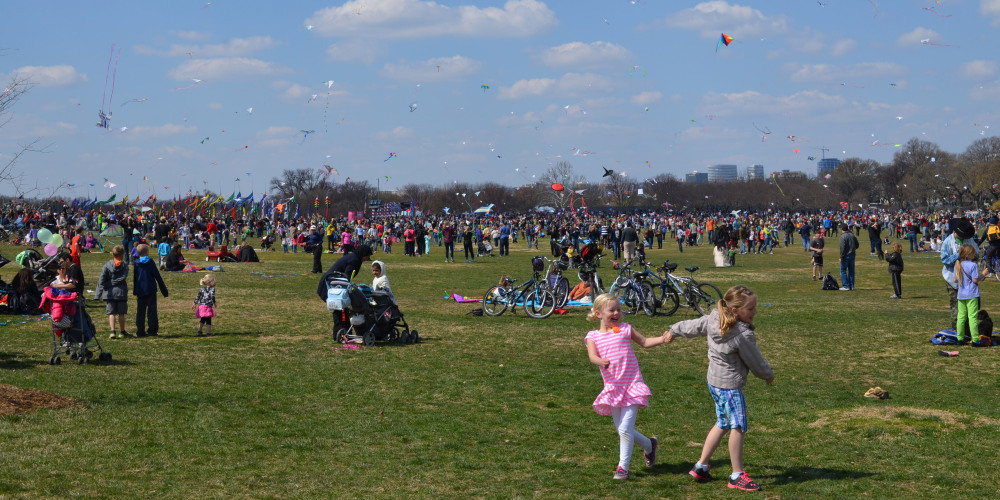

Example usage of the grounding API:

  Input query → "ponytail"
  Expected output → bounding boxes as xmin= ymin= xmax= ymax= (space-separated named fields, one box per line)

xmin=718 ymin=285 xmax=756 ymax=334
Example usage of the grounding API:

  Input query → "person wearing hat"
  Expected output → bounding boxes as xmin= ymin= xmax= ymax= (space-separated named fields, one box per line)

xmin=941 ymin=217 xmax=979 ymax=330
xmin=978 ymin=215 xmax=1000 ymax=276
xmin=306 ymin=224 xmax=325 ymax=273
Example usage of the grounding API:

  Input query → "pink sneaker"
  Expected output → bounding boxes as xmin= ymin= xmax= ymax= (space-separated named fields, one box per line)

xmin=613 ymin=466 xmax=629 ymax=480
xmin=728 ymin=471 xmax=760 ymax=491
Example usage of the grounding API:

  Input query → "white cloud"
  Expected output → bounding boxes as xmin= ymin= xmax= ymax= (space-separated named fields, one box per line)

xmin=327 ymin=40 xmax=385 ymax=64
xmin=537 ymin=41 xmax=632 ymax=69
xmin=379 ymin=56 xmax=482 ymax=82
xmin=983 ymin=0 xmax=1000 ymax=25
xmin=970 ymin=81 xmax=1000 ymax=101
xmin=374 ymin=126 xmax=415 ymax=140
xmin=173 ymin=30 xmax=211 ymax=42
xmin=660 ymin=1 xmax=789 ymax=39
xmin=7 ymin=65 xmax=88 ymax=87
xmin=960 ymin=60 xmax=999 ymax=79
xmin=630 ymin=91 xmax=662 ymax=105
xmin=274 ymin=82 xmax=314 ymax=100
xmin=167 ymin=58 xmax=285 ymax=81
xmin=498 ymin=78 xmax=556 ymax=99
xmin=830 ymin=39 xmax=857 ymax=57
xmin=701 ymin=89 xmax=846 ymax=117
xmin=783 ymin=62 xmax=906 ymax=83
xmin=130 ymin=123 xmax=197 ymax=137
xmin=305 ymin=0 xmax=557 ymax=39
xmin=498 ymin=73 xmax=616 ymax=99
xmin=135 ymin=36 xmax=279 ymax=58
xmin=896 ymin=27 xmax=940 ymax=48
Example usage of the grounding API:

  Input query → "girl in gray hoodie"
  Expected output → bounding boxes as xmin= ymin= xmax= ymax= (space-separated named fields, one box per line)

xmin=664 ymin=285 xmax=773 ymax=492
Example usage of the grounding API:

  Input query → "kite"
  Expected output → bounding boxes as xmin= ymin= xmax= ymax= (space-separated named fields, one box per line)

xmin=325 ymin=80 xmax=334 ymax=89
xmin=770 ymin=173 xmax=785 ymax=196
xmin=384 ymin=152 xmax=397 ymax=162
xmin=646 ymin=161 xmax=651 ymax=168
xmin=300 ymin=130 xmax=315 ymax=144
xmin=922 ymin=7 xmax=950 ymax=18
xmin=716 ymin=33 xmax=734 ymax=52
xmin=551 ymin=183 xmax=564 ymax=191
xmin=807 ymin=156 xmax=816 ymax=161
xmin=629 ymin=65 xmax=646 ymax=77
xmin=754 ymin=123 xmax=772 ymax=142
xmin=169 ymin=79 xmax=203 ymax=92
xmin=98 ymin=44 xmax=120 ymax=130
xmin=793 ymin=149 xmax=801 ymax=153
xmin=481 ymin=84 xmax=490 ymax=92
xmin=409 ymin=102 xmax=418 ymax=112
xmin=246 ymin=107 xmax=253 ymax=114
xmin=200 ymin=137 xmax=209 ymax=144
xmin=308 ymin=94 xmax=318 ymax=104
xmin=384 ymin=175 xmax=391 ymax=182
xmin=921 ymin=38 xmax=957 ymax=47
xmin=120 ymin=98 xmax=149 ymax=107
xmin=602 ymin=166 xmax=615 ymax=178
xmin=320 ymin=165 xmax=338 ymax=180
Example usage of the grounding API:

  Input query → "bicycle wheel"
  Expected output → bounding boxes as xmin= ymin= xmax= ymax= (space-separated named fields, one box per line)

xmin=524 ymin=288 xmax=556 ymax=319
xmin=691 ymin=284 xmax=716 ymax=315
xmin=699 ymin=282 xmax=723 ymax=302
xmin=659 ymin=287 xmax=680 ymax=316
xmin=482 ymin=286 xmax=509 ymax=316
xmin=553 ymin=277 xmax=569 ymax=307
xmin=640 ymin=281 xmax=657 ymax=317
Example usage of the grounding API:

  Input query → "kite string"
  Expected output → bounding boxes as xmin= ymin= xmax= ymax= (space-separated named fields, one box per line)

xmin=108 ymin=47 xmax=121 ymax=109
xmin=101 ymin=44 xmax=116 ymax=112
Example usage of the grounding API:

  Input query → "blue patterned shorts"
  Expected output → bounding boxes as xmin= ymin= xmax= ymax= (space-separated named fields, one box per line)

xmin=708 ymin=384 xmax=748 ymax=432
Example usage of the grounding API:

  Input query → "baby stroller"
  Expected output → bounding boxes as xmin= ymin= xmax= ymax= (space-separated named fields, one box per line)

xmin=325 ymin=273 xmax=418 ymax=346
xmin=43 ymin=295 xmax=110 ymax=365
xmin=477 ymin=240 xmax=494 ymax=257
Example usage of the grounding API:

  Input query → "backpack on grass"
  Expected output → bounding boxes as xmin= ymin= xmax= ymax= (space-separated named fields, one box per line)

xmin=821 ymin=273 xmax=839 ymax=290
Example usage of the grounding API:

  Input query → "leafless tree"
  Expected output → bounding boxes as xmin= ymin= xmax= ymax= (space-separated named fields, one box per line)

xmin=542 ymin=161 xmax=585 ymax=208
xmin=2 ymin=74 xmax=49 ymax=196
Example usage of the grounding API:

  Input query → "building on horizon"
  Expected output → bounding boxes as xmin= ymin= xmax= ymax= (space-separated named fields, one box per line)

xmin=747 ymin=164 xmax=765 ymax=180
xmin=817 ymin=158 xmax=840 ymax=177
xmin=708 ymin=164 xmax=738 ymax=182
xmin=685 ymin=171 xmax=708 ymax=184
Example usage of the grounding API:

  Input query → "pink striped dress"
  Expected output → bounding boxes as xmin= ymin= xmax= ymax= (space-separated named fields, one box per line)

xmin=585 ymin=324 xmax=651 ymax=415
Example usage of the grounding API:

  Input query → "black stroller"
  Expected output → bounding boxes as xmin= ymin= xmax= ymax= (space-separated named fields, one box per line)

xmin=46 ymin=296 xmax=110 ymax=365
xmin=477 ymin=240 xmax=494 ymax=257
xmin=325 ymin=273 xmax=418 ymax=346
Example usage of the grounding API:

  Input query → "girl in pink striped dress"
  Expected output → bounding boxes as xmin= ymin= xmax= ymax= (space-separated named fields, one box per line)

xmin=585 ymin=293 xmax=670 ymax=480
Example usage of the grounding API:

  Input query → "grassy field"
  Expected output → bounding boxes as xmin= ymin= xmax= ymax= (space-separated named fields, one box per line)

xmin=1 ymin=235 xmax=997 ymax=499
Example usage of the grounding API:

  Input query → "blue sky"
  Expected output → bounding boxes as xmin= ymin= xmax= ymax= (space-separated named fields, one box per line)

xmin=2 ymin=0 xmax=1000 ymax=199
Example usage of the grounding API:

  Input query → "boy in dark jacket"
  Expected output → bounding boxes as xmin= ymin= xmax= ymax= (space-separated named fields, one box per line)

xmin=887 ymin=242 xmax=904 ymax=299
xmin=95 ymin=244 xmax=130 ymax=339
xmin=133 ymin=244 xmax=169 ymax=337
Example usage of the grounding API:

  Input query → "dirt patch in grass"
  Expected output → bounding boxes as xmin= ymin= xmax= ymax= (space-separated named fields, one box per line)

xmin=0 ymin=384 xmax=82 ymax=416
xmin=809 ymin=405 xmax=1000 ymax=433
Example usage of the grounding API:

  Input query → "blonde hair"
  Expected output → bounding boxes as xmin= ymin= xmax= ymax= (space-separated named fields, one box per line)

xmin=587 ymin=293 xmax=618 ymax=321
xmin=956 ymin=244 xmax=977 ymax=286
xmin=200 ymin=274 xmax=216 ymax=288
xmin=891 ymin=242 xmax=902 ymax=254
xmin=718 ymin=285 xmax=756 ymax=334
xmin=136 ymin=244 xmax=150 ymax=257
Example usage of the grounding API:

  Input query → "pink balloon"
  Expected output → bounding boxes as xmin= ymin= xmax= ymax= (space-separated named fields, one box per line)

xmin=44 ymin=243 xmax=58 ymax=256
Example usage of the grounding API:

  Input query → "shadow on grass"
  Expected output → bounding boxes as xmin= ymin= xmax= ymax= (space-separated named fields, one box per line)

xmin=0 ymin=351 xmax=42 ymax=370
xmin=760 ymin=465 xmax=876 ymax=484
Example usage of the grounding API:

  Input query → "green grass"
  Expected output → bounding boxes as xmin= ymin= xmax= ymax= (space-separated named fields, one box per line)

xmin=1 ymin=237 xmax=997 ymax=498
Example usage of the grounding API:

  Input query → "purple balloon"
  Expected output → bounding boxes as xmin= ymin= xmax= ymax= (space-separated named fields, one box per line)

xmin=44 ymin=243 xmax=58 ymax=256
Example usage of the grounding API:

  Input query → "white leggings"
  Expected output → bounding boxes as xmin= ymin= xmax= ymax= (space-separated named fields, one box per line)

xmin=612 ymin=406 xmax=652 ymax=470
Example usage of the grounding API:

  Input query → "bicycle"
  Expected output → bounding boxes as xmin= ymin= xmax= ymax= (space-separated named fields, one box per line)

xmin=607 ymin=261 xmax=657 ymax=316
xmin=537 ymin=256 xmax=570 ymax=308
xmin=654 ymin=261 xmax=723 ymax=316
xmin=482 ymin=273 xmax=557 ymax=319
xmin=577 ymin=253 xmax=607 ymax=302
xmin=978 ymin=246 xmax=1000 ymax=282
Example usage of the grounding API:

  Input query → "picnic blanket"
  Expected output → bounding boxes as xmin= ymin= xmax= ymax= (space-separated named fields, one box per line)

xmin=932 ymin=328 xmax=1000 ymax=345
